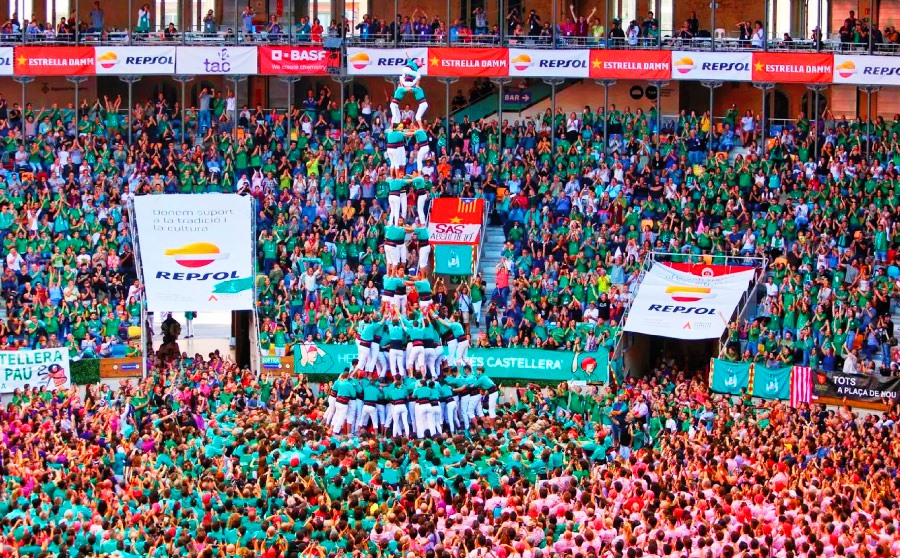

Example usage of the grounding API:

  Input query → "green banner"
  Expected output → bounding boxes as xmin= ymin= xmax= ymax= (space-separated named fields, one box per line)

xmin=293 ymin=343 xmax=357 ymax=374
xmin=710 ymin=359 xmax=751 ymax=395
xmin=433 ymin=244 xmax=474 ymax=275
xmin=751 ymin=364 xmax=791 ymax=400
xmin=283 ymin=343 xmax=609 ymax=382
xmin=467 ymin=347 xmax=609 ymax=382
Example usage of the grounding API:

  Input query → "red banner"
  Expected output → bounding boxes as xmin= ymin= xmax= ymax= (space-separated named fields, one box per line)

xmin=429 ymin=198 xmax=485 ymax=225
xmin=589 ymin=50 xmax=670 ymax=80
xmin=428 ymin=47 xmax=507 ymax=77
xmin=662 ymin=262 xmax=756 ymax=277
xmin=259 ymin=46 xmax=329 ymax=75
xmin=15 ymin=46 xmax=95 ymax=76
xmin=751 ymin=52 xmax=833 ymax=83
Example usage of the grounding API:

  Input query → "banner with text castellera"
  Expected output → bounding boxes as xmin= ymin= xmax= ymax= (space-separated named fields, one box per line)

xmin=624 ymin=264 xmax=754 ymax=340
xmin=285 ymin=343 xmax=608 ymax=382
xmin=133 ymin=194 xmax=254 ymax=312
xmin=0 ymin=348 xmax=70 ymax=393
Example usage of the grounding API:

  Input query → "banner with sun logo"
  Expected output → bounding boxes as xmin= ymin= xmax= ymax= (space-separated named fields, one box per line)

xmin=623 ymin=263 xmax=755 ymax=340
xmin=133 ymin=195 xmax=255 ymax=312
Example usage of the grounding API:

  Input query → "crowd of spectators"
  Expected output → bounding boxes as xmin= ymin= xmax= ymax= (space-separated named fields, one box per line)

xmin=0 ymin=76 xmax=900 ymax=373
xmin=2 ymin=351 xmax=900 ymax=557
xmin=2 ymin=3 xmax=898 ymax=50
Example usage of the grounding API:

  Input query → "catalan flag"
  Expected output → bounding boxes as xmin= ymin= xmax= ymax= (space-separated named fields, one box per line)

xmin=430 ymin=197 xmax=485 ymax=226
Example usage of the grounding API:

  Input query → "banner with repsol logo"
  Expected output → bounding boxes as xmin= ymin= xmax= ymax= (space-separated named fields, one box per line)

xmin=670 ymin=51 xmax=751 ymax=82
xmin=95 ymin=46 xmax=175 ymax=75
xmin=508 ymin=48 xmax=588 ymax=78
xmin=623 ymin=264 xmax=755 ymax=340
xmin=133 ymin=194 xmax=255 ymax=312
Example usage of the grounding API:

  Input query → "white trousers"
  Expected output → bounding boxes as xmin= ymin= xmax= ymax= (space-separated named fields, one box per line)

xmin=389 ymin=348 xmax=405 ymax=377
xmin=359 ymin=404 xmax=378 ymax=429
xmin=330 ymin=402 xmax=349 ymax=432
xmin=407 ymin=344 xmax=425 ymax=372
xmin=418 ymin=244 xmax=431 ymax=270
xmin=390 ymin=403 xmax=410 ymax=437
xmin=388 ymin=194 xmax=402 ymax=226
xmin=455 ymin=339 xmax=470 ymax=366
xmin=415 ymin=402 xmax=435 ymax=438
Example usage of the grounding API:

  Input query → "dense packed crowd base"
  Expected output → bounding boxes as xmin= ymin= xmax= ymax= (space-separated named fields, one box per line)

xmin=1 ymin=90 xmax=900 ymax=370
xmin=2 ymin=353 xmax=900 ymax=557
xmin=5 ymin=4 xmax=900 ymax=51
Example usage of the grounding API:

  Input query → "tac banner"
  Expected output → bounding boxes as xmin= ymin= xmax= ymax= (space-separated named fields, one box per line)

xmin=433 ymin=244 xmax=474 ymax=275
xmin=95 ymin=46 xmax=175 ymax=74
xmin=710 ymin=359 xmax=751 ymax=395
xmin=259 ymin=46 xmax=329 ymax=75
xmin=346 ymin=47 xmax=428 ymax=76
xmin=508 ymin=48 xmax=589 ymax=78
xmin=812 ymin=371 xmax=900 ymax=402
xmin=751 ymin=364 xmax=791 ymax=400
xmin=751 ymin=52 xmax=833 ymax=83
xmin=623 ymin=264 xmax=754 ymax=340
xmin=428 ymin=47 xmax=508 ymax=77
xmin=833 ymin=54 xmax=900 ymax=85
xmin=288 ymin=343 xmax=609 ymax=382
xmin=133 ymin=194 xmax=255 ymax=312
xmin=175 ymin=47 xmax=258 ymax=75
xmin=0 ymin=348 xmax=70 ymax=393
xmin=670 ymin=51 xmax=751 ymax=81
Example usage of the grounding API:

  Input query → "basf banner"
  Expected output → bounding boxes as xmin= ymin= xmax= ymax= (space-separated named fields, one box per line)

xmin=175 ymin=47 xmax=258 ymax=75
xmin=623 ymin=264 xmax=754 ymax=340
xmin=508 ymin=48 xmax=588 ymax=78
xmin=134 ymin=195 xmax=255 ymax=312
xmin=259 ymin=46 xmax=329 ymax=74
xmin=95 ymin=46 xmax=175 ymax=75
xmin=671 ymin=51 xmax=751 ymax=81
xmin=833 ymin=55 xmax=900 ymax=85
xmin=346 ymin=47 xmax=428 ymax=76
xmin=0 ymin=348 xmax=70 ymax=393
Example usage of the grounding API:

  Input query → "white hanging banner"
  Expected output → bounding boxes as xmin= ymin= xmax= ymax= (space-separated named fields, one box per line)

xmin=175 ymin=46 xmax=258 ymax=75
xmin=95 ymin=46 xmax=176 ymax=74
xmin=346 ymin=47 xmax=428 ymax=76
xmin=508 ymin=48 xmax=589 ymax=78
xmin=134 ymin=194 xmax=255 ymax=312
xmin=623 ymin=264 xmax=755 ymax=340
xmin=0 ymin=348 xmax=70 ymax=393
xmin=670 ymin=51 xmax=752 ymax=81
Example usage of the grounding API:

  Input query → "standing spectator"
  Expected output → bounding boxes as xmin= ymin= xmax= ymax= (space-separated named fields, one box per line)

xmin=135 ymin=3 xmax=150 ymax=34
xmin=241 ymin=5 xmax=254 ymax=37
xmin=198 ymin=87 xmax=211 ymax=133
xmin=686 ymin=10 xmax=699 ymax=36
xmin=184 ymin=311 xmax=196 ymax=338
xmin=203 ymin=9 xmax=216 ymax=35
xmin=88 ymin=1 xmax=103 ymax=32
